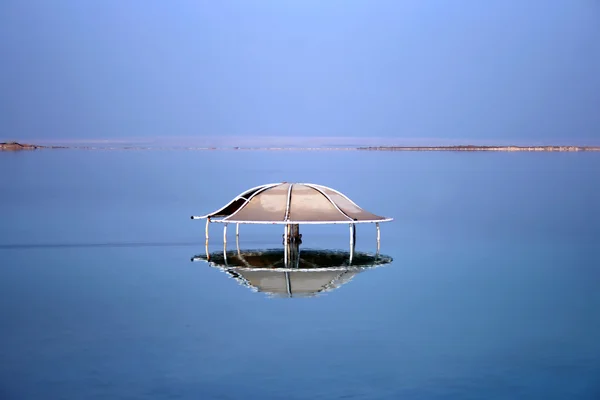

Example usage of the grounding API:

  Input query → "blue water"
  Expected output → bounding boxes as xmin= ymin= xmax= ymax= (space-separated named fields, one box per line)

xmin=1 ymin=150 xmax=599 ymax=399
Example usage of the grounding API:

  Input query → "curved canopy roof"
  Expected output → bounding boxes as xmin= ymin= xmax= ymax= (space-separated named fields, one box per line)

xmin=196 ymin=183 xmax=392 ymax=224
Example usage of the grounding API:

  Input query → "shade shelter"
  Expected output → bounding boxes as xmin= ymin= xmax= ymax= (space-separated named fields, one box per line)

xmin=192 ymin=249 xmax=393 ymax=298
xmin=191 ymin=182 xmax=392 ymax=263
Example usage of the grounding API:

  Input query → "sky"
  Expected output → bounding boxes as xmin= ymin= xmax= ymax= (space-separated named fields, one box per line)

xmin=1 ymin=0 xmax=599 ymax=145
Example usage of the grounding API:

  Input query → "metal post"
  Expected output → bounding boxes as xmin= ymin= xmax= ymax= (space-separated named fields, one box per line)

xmin=236 ymin=223 xmax=239 ymax=237
xmin=205 ymin=218 xmax=210 ymax=244
xmin=291 ymin=240 xmax=301 ymax=269
xmin=205 ymin=240 xmax=210 ymax=261
xmin=284 ymin=224 xmax=288 ymax=267
xmin=376 ymin=222 xmax=380 ymax=256
xmin=289 ymin=224 xmax=300 ymax=243
xmin=349 ymin=223 xmax=355 ymax=265
xmin=223 ymin=241 xmax=228 ymax=265
xmin=223 ymin=223 xmax=228 ymax=244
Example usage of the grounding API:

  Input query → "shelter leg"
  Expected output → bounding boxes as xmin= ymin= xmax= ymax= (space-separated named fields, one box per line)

xmin=349 ymin=224 xmax=355 ymax=265
xmin=289 ymin=224 xmax=301 ymax=243
xmin=283 ymin=224 xmax=301 ymax=244
xmin=223 ymin=224 xmax=228 ymax=244
xmin=284 ymin=225 xmax=289 ymax=267
xmin=376 ymin=222 xmax=380 ymax=256
xmin=236 ymin=223 xmax=239 ymax=237
xmin=290 ymin=240 xmax=301 ymax=269
xmin=205 ymin=218 xmax=210 ymax=244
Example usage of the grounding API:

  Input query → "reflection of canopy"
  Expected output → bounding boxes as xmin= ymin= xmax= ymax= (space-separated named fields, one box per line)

xmin=192 ymin=249 xmax=392 ymax=298
xmin=194 ymin=183 xmax=392 ymax=224
xmin=224 ymin=269 xmax=360 ymax=298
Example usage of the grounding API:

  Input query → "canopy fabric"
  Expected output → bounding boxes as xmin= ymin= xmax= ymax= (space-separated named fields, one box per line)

xmin=199 ymin=183 xmax=392 ymax=224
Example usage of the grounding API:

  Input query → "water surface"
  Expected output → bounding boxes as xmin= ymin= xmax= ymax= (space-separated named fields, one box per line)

xmin=1 ymin=150 xmax=599 ymax=399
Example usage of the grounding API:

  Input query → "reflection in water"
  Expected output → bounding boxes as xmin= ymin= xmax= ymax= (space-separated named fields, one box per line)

xmin=191 ymin=248 xmax=392 ymax=298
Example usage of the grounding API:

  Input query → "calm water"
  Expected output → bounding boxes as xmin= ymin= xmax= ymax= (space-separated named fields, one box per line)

xmin=1 ymin=150 xmax=599 ymax=399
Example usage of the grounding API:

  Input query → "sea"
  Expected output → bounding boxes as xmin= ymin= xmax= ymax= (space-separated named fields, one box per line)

xmin=1 ymin=149 xmax=599 ymax=399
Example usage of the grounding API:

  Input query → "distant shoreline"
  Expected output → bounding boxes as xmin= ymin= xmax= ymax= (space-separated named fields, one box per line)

xmin=355 ymin=145 xmax=600 ymax=152
xmin=2 ymin=141 xmax=600 ymax=152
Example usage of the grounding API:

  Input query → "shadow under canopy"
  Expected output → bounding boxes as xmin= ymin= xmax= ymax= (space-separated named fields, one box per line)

xmin=191 ymin=248 xmax=393 ymax=298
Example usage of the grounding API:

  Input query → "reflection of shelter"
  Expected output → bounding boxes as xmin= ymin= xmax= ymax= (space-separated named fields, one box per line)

xmin=192 ymin=249 xmax=392 ymax=298
xmin=191 ymin=183 xmax=393 ymax=265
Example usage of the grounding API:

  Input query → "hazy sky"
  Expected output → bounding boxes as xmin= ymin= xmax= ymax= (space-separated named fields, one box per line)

xmin=1 ymin=1 xmax=599 ymax=144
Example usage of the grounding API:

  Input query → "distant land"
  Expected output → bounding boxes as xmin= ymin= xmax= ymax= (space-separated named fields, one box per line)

xmin=0 ymin=141 xmax=69 ymax=151
xmin=2 ymin=141 xmax=600 ymax=152
xmin=0 ymin=142 xmax=39 ymax=150
xmin=356 ymin=145 xmax=600 ymax=152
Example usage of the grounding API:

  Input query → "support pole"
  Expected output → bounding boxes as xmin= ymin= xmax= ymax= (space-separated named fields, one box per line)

xmin=205 ymin=218 xmax=210 ymax=244
xmin=284 ymin=224 xmax=289 ymax=267
xmin=290 ymin=240 xmax=301 ymax=269
xmin=289 ymin=224 xmax=301 ymax=243
xmin=223 ymin=223 xmax=228 ymax=244
xmin=376 ymin=222 xmax=380 ymax=256
xmin=236 ymin=223 xmax=239 ymax=237
xmin=349 ymin=223 xmax=355 ymax=265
